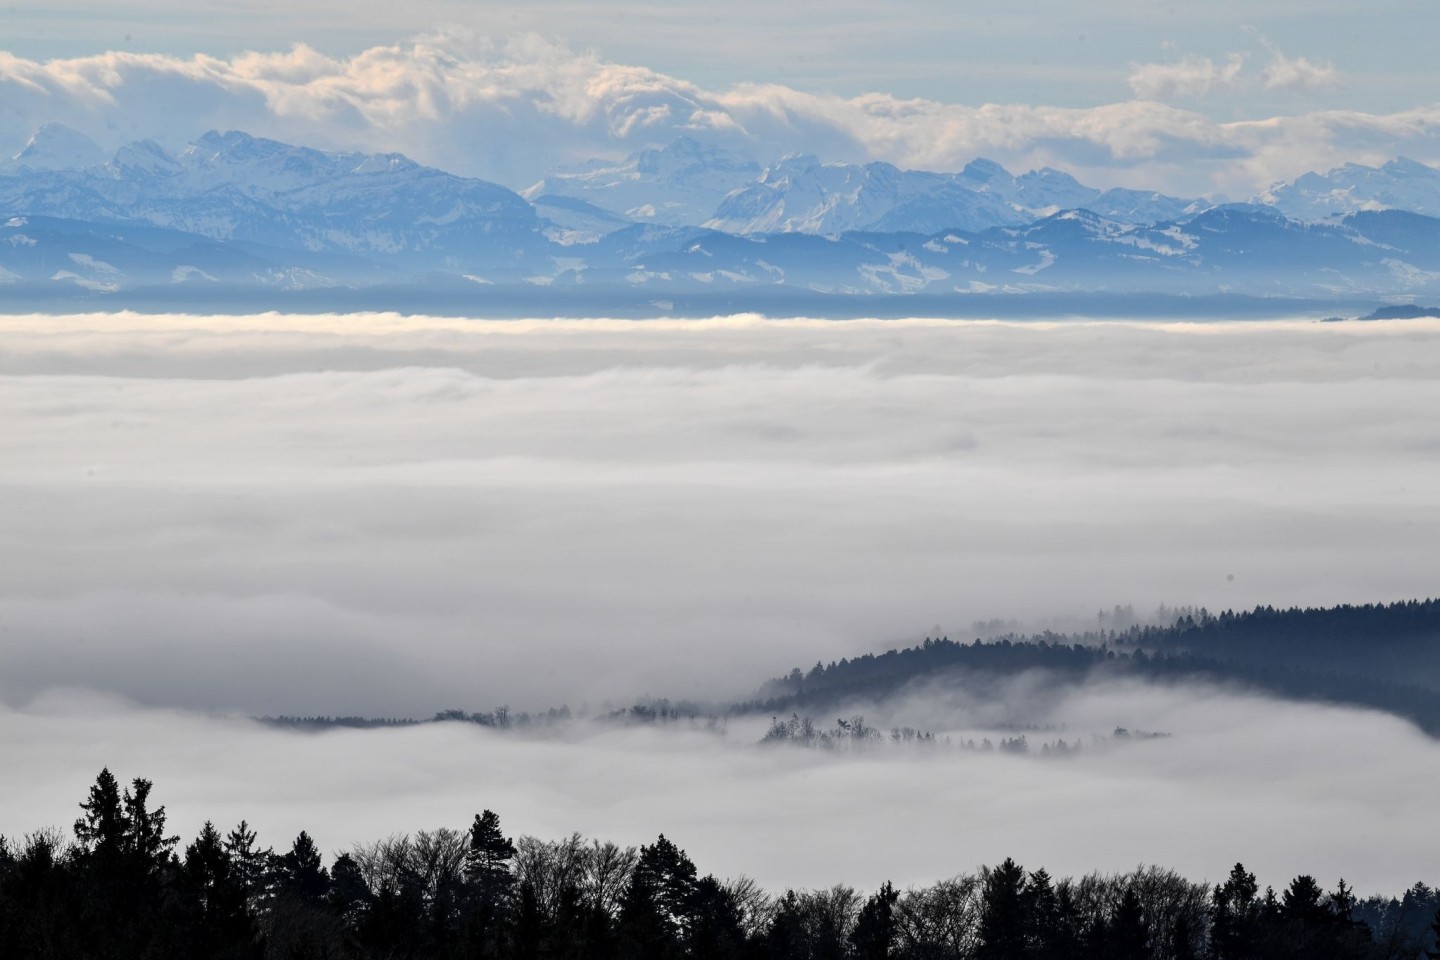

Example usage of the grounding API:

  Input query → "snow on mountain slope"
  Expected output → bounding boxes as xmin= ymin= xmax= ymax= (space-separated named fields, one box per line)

xmin=5 ymin=123 xmax=1440 ymax=299
xmin=0 ymin=130 xmax=545 ymax=269
xmin=1259 ymin=157 xmax=1440 ymax=221
xmin=596 ymin=206 xmax=1440 ymax=298
xmin=523 ymin=136 xmax=760 ymax=226
xmin=0 ymin=215 xmax=341 ymax=288
xmin=704 ymin=154 xmax=1205 ymax=235
xmin=6 ymin=123 xmax=108 ymax=172
xmin=707 ymin=155 xmax=1021 ymax=235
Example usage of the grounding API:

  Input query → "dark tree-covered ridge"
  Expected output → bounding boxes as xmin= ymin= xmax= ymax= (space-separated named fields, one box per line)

xmin=748 ymin=599 xmax=1440 ymax=734
xmin=257 ymin=599 xmax=1440 ymax=737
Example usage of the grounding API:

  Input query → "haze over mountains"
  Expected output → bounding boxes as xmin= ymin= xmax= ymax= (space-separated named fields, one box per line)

xmin=4 ymin=122 xmax=1440 ymax=303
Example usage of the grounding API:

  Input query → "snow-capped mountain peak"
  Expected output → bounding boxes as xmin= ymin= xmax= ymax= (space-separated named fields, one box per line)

xmin=523 ymin=136 xmax=762 ymax=227
xmin=11 ymin=122 xmax=108 ymax=172
xmin=1259 ymin=156 xmax=1440 ymax=221
xmin=105 ymin=140 xmax=184 ymax=180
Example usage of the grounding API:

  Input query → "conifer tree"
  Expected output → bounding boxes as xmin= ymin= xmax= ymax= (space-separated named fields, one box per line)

xmin=765 ymin=890 xmax=809 ymax=960
xmin=121 ymin=777 xmax=178 ymax=875
xmin=620 ymin=835 xmax=699 ymax=960
xmin=74 ymin=767 xmax=126 ymax=866
xmin=977 ymin=858 xmax=1028 ymax=960
xmin=223 ymin=820 xmax=273 ymax=912
xmin=182 ymin=821 xmax=256 ymax=956
xmin=850 ymin=881 xmax=899 ymax=960
xmin=277 ymin=830 xmax=330 ymax=903
xmin=464 ymin=809 xmax=518 ymax=958
xmin=1109 ymin=886 xmax=1149 ymax=960
xmin=1211 ymin=863 xmax=1260 ymax=960
xmin=466 ymin=810 xmax=518 ymax=899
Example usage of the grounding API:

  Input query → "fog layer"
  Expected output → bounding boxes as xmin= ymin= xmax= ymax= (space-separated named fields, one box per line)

xmin=1 ymin=679 xmax=1435 ymax=896
xmin=2 ymin=314 xmax=1439 ymax=714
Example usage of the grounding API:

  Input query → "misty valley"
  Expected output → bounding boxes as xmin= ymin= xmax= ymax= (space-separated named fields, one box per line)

xmin=5 ymin=596 xmax=1440 ymax=958
xmin=2 ymin=312 xmax=1439 ymax=958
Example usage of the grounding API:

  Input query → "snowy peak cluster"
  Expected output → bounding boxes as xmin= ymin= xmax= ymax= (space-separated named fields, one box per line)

xmin=700 ymin=154 xmax=1204 ymax=236
xmin=1259 ymin=157 xmax=1440 ymax=221
xmin=4 ymin=122 xmax=1440 ymax=300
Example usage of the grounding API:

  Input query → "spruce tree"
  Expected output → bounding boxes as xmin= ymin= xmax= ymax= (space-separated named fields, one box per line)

xmin=277 ymin=830 xmax=330 ymax=903
xmin=74 ymin=767 xmax=126 ymax=864
xmin=850 ymin=881 xmax=899 ymax=960
xmin=464 ymin=809 xmax=518 ymax=958
xmin=181 ymin=821 xmax=256 ymax=957
xmin=1109 ymin=886 xmax=1148 ymax=960
xmin=977 ymin=858 xmax=1028 ymax=960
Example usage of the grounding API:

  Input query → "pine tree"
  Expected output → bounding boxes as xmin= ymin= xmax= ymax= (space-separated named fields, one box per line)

xmin=1109 ymin=886 xmax=1148 ymax=960
xmin=977 ymin=858 xmax=1028 ymax=960
xmin=329 ymin=852 xmax=371 ymax=919
xmin=74 ymin=768 xmax=126 ymax=863
xmin=765 ymin=890 xmax=809 ymax=960
xmin=687 ymin=875 xmax=746 ymax=960
xmin=850 ymin=881 xmax=899 ymax=960
xmin=71 ymin=770 xmax=177 ymax=960
xmin=1211 ymin=863 xmax=1260 ymax=960
xmin=466 ymin=810 xmax=518 ymax=899
xmin=181 ymin=821 xmax=255 ymax=956
xmin=223 ymin=820 xmax=273 ymax=913
xmin=121 ymin=777 xmax=178 ymax=877
xmin=463 ymin=810 xmax=518 ymax=958
xmin=277 ymin=830 xmax=330 ymax=903
xmin=620 ymin=835 xmax=699 ymax=960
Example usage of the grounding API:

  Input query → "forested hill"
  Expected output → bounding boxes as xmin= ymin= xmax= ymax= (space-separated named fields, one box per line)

xmin=1117 ymin=599 xmax=1440 ymax=684
xmin=747 ymin=599 xmax=1440 ymax=733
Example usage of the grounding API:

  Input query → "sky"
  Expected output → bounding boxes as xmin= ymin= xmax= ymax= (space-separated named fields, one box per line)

xmin=1 ymin=2 xmax=1438 ymax=194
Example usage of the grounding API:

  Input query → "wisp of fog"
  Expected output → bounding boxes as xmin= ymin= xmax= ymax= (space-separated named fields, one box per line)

xmin=0 ymin=677 xmax=1436 ymax=896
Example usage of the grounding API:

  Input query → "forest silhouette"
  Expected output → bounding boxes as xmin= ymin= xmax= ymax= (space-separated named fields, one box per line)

xmin=2 ymin=768 xmax=1439 ymax=960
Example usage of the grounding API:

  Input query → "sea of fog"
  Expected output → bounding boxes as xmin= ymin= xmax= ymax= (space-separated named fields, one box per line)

xmin=1 ymin=312 xmax=1438 ymax=892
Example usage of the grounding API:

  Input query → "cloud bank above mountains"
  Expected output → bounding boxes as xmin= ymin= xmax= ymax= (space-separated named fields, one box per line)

xmin=3 ymin=32 xmax=1440 ymax=196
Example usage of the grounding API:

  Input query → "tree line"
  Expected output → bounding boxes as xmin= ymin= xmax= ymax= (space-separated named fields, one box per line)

xmin=3 ymin=769 xmax=1439 ymax=960
xmin=749 ymin=598 xmax=1440 ymax=734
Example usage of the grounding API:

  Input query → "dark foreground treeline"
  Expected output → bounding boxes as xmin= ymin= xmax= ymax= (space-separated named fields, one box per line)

xmin=4 ymin=770 xmax=1440 ymax=960
xmin=752 ymin=600 xmax=1440 ymax=733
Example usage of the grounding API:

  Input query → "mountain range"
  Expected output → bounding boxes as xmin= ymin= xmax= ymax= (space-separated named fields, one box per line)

xmin=3 ymin=122 xmax=1440 ymax=305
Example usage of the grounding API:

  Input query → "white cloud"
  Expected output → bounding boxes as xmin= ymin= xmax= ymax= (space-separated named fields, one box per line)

xmin=0 ymin=35 xmax=1426 ymax=197
xmin=1129 ymin=43 xmax=1342 ymax=102
xmin=1127 ymin=53 xmax=1246 ymax=101
xmin=1261 ymin=51 xmax=1340 ymax=92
